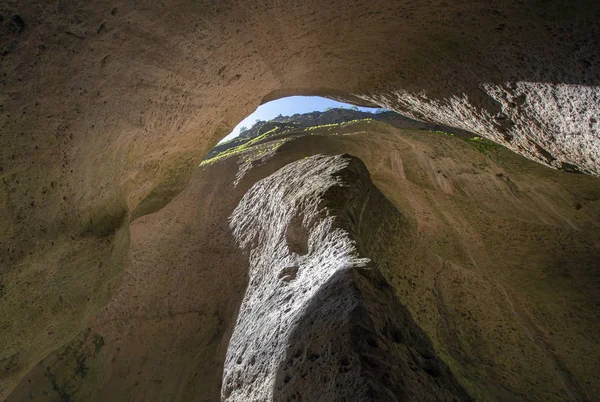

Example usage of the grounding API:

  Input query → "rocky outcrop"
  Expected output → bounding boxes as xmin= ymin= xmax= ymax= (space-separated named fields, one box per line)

xmin=268 ymin=108 xmax=374 ymax=126
xmin=224 ymin=154 xmax=470 ymax=401
xmin=359 ymin=83 xmax=600 ymax=174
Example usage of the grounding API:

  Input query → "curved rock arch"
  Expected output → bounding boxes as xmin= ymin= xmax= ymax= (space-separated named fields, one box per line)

xmin=1 ymin=0 xmax=599 ymax=399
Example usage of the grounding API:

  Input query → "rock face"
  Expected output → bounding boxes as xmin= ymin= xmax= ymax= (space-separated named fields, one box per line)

xmin=360 ymin=83 xmax=600 ymax=174
xmin=1 ymin=0 xmax=600 ymax=397
xmin=224 ymin=154 xmax=470 ymax=401
xmin=6 ymin=120 xmax=599 ymax=401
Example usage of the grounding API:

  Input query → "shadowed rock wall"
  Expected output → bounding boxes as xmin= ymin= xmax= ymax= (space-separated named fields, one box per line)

xmin=1 ymin=0 xmax=600 ymax=398
xmin=5 ymin=122 xmax=600 ymax=401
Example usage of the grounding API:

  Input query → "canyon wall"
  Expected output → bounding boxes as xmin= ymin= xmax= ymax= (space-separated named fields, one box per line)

xmin=1 ymin=0 xmax=599 ymax=399
xmin=6 ymin=121 xmax=600 ymax=401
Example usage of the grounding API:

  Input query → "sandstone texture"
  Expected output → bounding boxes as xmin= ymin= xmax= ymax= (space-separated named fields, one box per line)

xmin=1 ymin=0 xmax=600 ymax=399
xmin=5 ymin=118 xmax=600 ymax=401
xmin=223 ymin=154 xmax=470 ymax=401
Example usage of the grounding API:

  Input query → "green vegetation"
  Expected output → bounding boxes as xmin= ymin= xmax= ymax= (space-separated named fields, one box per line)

xmin=200 ymin=127 xmax=281 ymax=167
xmin=429 ymin=130 xmax=500 ymax=154
xmin=303 ymin=118 xmax=373 ymax=132
xmin=201 ymin=117 xmax=374 ymax=167
xmin=240 ymin=139 xmax=288 ymax=164
xmin=463 ymin=136 xmax=500 ymax=154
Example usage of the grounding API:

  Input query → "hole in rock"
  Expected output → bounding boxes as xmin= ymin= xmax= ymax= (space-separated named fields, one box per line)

xmin=200 ymin=96 xmax=388 ymax=167
xmin=279 ymin=266 xmax=299 ymax=282
xmin=286 ymin=214 xmax=310 ymax=255
xmin=221 ymin=96 xmax=387 ymax=143
xmin=199 ymin=95 xmax=474 ymax=172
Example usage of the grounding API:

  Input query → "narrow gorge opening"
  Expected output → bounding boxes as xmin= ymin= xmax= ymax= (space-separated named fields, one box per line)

xmin=222 ymin=96 xmax=387 ymax=143
xmin=195 ymin=95 xmax=600 ymax=401
xmin=2 ymin=1 xmax=600 ymax=401
xmin=200 ymin=95 xmax=479 ymax=170
xmin=201 ymin=96 xmax=387 ymax=166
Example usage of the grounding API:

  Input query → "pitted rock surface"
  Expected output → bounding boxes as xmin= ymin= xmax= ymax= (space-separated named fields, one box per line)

xmin=359 ymin=82 xmax=600 ymax=174
xmin=5 ymin=120 xmax=600 ymax=401
xmin=224 ymin=154 xmax=471 ymax=401
xmin=2 ymin=2 xmax=600 ymax=396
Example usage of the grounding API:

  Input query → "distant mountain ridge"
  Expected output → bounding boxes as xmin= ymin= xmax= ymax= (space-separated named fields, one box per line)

xmin=238 ymin=108 xmax=387 ymax=139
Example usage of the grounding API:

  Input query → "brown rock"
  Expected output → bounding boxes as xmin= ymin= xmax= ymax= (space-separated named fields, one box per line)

xmin=7 ymin=120 xmax=600 ymax=401
xmin=1 ymin=1 xmax=599 ymax=399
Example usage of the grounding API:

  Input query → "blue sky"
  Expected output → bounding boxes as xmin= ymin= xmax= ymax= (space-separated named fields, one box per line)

xmin=220 ymin=96 xmax=384 ymax=143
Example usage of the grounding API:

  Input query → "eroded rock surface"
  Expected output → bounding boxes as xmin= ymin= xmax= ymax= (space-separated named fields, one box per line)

xmin=2 ymin=2 xmax=600 ymax=395
xmin=5 ymin=119 xmax=600 ymax=401
xmin=360 ymin=82 xmax=600 ymax=174
xmin=224 ymin=154 xmax=470 ymax=401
